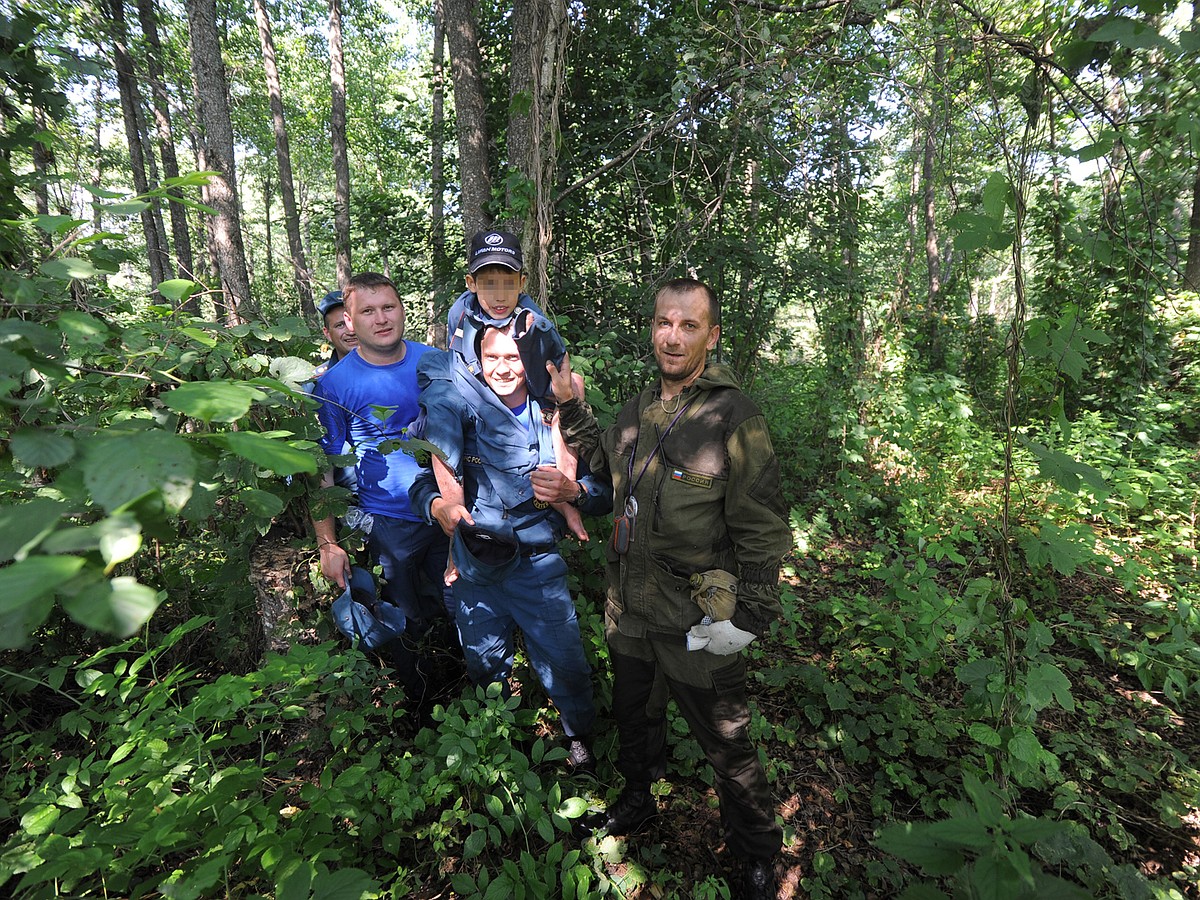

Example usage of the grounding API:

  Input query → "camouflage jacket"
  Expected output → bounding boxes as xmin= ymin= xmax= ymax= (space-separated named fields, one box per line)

xmin=558 ymin=363 xmax=790 ymax=640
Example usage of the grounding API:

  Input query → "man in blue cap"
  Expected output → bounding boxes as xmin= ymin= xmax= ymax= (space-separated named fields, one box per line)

xmin=313 ymin=288 xmax=358 ymax=378
xmin=409 ymin=324 xmax=610 ymax=773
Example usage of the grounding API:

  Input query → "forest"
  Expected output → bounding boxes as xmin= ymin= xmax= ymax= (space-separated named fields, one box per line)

xmin=0 ymin=0 xmax=1198 ymax=897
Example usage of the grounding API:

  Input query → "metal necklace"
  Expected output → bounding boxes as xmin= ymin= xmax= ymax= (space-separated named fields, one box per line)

xmin=660 ymin=391 xmax=682 ymax=414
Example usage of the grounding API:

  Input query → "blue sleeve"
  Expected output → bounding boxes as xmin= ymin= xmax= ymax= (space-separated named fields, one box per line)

xmin=313 ymin=377 xmax=348 ymax=458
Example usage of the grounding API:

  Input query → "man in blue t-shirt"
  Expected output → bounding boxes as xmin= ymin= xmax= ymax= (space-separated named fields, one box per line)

xmin=311 ymin=272 xmax=456 ymax=707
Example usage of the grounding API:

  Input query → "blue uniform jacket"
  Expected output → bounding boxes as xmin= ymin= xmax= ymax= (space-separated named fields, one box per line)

xmin=409 ymin=350 xmax=611 ymax=548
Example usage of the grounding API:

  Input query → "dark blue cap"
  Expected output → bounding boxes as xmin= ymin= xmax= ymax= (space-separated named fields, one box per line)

xmin=452 ymin=519 xmax=521 ymax=585
xmin=331 ymin=566 xmax=407 ymax=650
xmin=318 ymin=290 xmax=344 ymax=318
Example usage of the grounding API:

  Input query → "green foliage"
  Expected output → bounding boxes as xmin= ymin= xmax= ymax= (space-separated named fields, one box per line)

xmin=0 ymin=624 xmax=614 ymax=899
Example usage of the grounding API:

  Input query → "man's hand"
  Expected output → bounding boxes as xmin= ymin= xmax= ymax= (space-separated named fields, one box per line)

xmin=431 ymin=496 xmax=474 ymax=536
xmin=319 ymin=542 xmax=350 ymax=589
xmin=531 ymin=464 xmax=579 ymax=504
xmin=546 ymin=353 xmax=577 ymax=404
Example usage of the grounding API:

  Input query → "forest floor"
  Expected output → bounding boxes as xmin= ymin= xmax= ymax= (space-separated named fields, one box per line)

xmin=257 ymin=529 xmax=1198 ymax=899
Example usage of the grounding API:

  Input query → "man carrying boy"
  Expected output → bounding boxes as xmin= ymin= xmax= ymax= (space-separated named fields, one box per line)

xmin=310 ymin=273 xmax=457 ymax=709
xmin=443 ymin=229 xmax=587 ymax=541
xmin=409 ymin=324 xmax=609 ymax=773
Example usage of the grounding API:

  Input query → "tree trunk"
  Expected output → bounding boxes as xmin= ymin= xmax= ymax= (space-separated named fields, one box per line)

xmin=1185 ymin=3 xmax=1200 ymax=292
xmin=1185 ymin=164 xmax=1200 ymax=292
xmin=138 ymin=97 xmax=172 ymax=285
xmin=328 ymin=0 xmax=351 ymax=289
xmin=184 ymin=0 xmax=259 ymax=324
xmin=105 ymin=0 xmax=168 ymax=288
xmin=428 ymin=0 xmax=450 ymax=346
xmin=136 ymin=0 xmax=197 ymax=309
xmin=506 ymin=0 xmax=568 ymax=308
xmin=253 ymin=0 xmax=316 ymax=318
xmin=920 ymin=22 xmax=947 ymax=367
xmin=444 ymin=0 xmax=492 ymax=242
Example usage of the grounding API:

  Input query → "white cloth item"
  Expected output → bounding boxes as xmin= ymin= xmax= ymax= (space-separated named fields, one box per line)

xmin=685 ymin=618 xmax=756 ymax=655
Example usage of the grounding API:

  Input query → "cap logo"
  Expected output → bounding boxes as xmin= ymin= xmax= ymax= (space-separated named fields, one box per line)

xmin=485 ymin=233 xmax=504 ymax=246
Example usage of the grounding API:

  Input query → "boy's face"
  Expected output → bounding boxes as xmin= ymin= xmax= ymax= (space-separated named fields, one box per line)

xmin=465 ymin=266 xmax=526 ymax=319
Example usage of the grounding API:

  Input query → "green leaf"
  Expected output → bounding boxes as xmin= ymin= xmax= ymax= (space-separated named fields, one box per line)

xmin=1075 ymin=134 xmax=1114 ymax=162
xmin=982 ymin=172 xmax=1010 ymax=220
xmin=164 ymin=381 xmax=266 ymax=424
xmin=238 ymin=489 xmax=285 ymax=519
xmin=556 ymin=796 xmax=589 ymax=818
xmin=876 ymin=823 xmax=966 ymax=875
xmin=104 ymin=200 xmax=150 ymax=215
xmin=962 ymin=772 xmax=1005 ymax=827
xmin=60 ymin=576 xmax=161 ymax=637
xmin=0 ymin=555 xmax=87 ymax=648
xmin=33 ymin=215 xmax=86 ymax=235
xmin=20 ymin=805 xmax=61 ymax=836
xmin=0 ymin=499 xmax=66 ymax=562
xmin=464 ymin=828 xmax=487 ymax=858
xmin=269 ymin=356 xmax=318 ymax=388
xmin=11 ymin=427 xmax=76 ymax=468
xmin=80 ymin=430 xmax=197 ymax=515
xmin=309 ymin=867 xmax=377 ymax=900
xmin=211 ymin=431 xmax=317 ymax=476
xmin=1025 ymin=663 xmax=1075 ymax=713
xmin=97 ymin=515 xmax=143 ymax=569
xmin=1007 ymin=729 xmax=1044 ymax=766
xmin=157 ymin=279 xmax=199 ymax=302
xmin=1025 ymin=442 xmax=1108 ymax=495
xmin=41 ymin=257 xmax=102 ymax=280
xmin=968 ymin=722 xmax=1003 ymax=747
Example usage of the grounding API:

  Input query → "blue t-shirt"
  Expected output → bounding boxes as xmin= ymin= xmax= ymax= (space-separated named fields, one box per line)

xmin=313 ymin=342 xmax=435 ymax=521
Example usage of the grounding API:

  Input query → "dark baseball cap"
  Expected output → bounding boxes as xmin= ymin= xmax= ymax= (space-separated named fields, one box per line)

xmin=452 ymin=519 xmax=521 ymax=585
xmin=318 ymin=290 xmax=344 ymax=317
xmin=467 ymin=230 xmax=523 ymax=274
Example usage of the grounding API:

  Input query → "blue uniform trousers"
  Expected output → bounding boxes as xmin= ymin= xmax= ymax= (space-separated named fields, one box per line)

xmin=367 ymin=515 xmax=457 ymax=704
xmin=452 ymin=551 xmax=596 ymax=738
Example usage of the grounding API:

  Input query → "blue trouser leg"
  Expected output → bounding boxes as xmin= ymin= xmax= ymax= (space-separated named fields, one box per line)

xmin=453 ymin=552 xmax=596 ymax=738
xmin=366 ymin=515 xmax=456 ymax=702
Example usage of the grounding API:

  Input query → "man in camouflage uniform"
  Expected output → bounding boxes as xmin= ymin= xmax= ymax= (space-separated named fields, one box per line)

xmin=549 ymin=277 xmax=790 ymax=900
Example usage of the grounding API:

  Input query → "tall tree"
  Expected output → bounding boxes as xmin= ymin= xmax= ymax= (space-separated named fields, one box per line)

xmin=253 ymin=0 xmax=315 ymax=317
xmin=1184 ymin=3 xmax=1200 ymax=293
xmin=444 ymin=0 xmax=491 ymax=241
xmin=135 ymin=0 xmax=197 ymax=308
xmin=429 ymin=0 xmax=450 ymax=346
xmin=105 ymin=0 xmax=169 ymax=287
xmin=506 ymin=0 xmax=569 ymax=306
xmin=328 ymin=0 xmax=351 ymax=287
xmin=184 ymin=0 xmax=258 ymax=323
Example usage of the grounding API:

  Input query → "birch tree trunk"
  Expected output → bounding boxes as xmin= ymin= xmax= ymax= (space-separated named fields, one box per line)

xmin=184 ymin=0 xmax=258 ymax=323
xmin=328 ymin=0 xmax=351 ymax=289
xmin=253 ymin=0 xmax=315 ymax=317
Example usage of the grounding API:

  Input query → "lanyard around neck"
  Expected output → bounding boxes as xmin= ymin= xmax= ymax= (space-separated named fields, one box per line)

xmin=624 ymin=397 xmax=696 ymax=504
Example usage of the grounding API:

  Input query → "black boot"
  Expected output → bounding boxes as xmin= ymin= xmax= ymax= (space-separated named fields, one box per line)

xmin=738 ymin=856 xmax=777 ymax=900
xmin=586 ymin=787 xmax=657 ymax=837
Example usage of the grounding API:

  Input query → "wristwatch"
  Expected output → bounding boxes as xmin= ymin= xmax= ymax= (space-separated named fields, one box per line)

xmin=571 ymin=482 xmax=588 ymax=507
